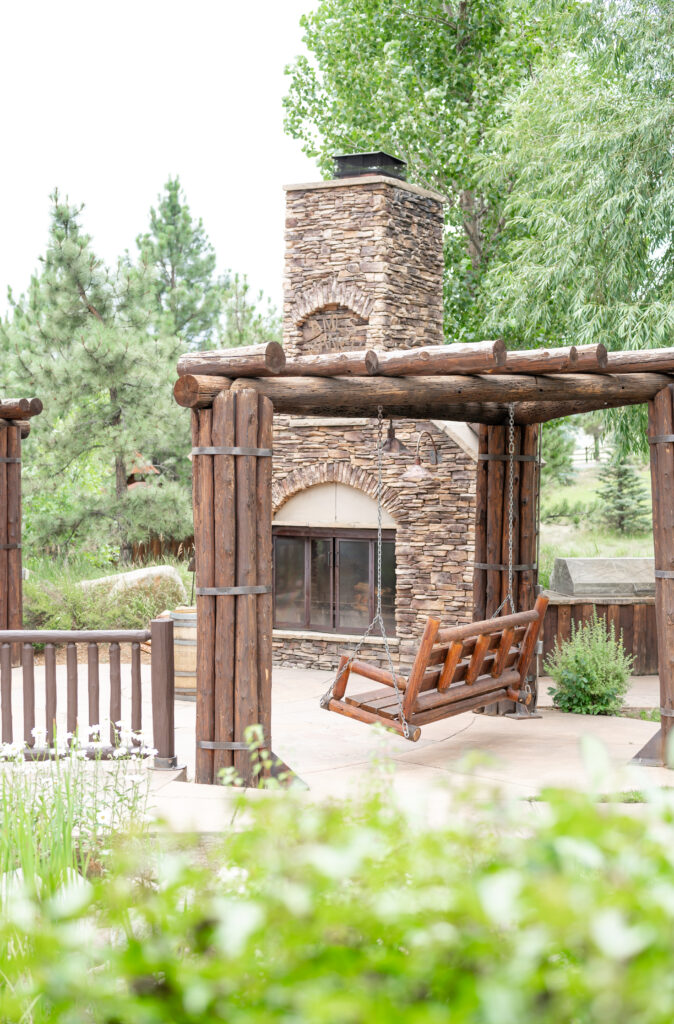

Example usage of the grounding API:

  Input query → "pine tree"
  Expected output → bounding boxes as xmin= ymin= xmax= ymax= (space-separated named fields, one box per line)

xmin=220 ymin=273 xmax=281 ymax=348
xmin=4 ymin=192 xmax=192 ymax=561
xmin=137 ymin=177 xmax=224 ymax=350
xmin=597 ymin=452 xmax=651 ymax=535
xmin=541 ymin=420 xmax=576 ymax=486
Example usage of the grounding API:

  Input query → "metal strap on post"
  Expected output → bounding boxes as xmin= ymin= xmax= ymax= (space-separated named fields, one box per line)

xmin=474 ymin=562 xmax=536 ymax=572
xmin=191 ymin=446 xmax=272 ymax=457
xmin=0 ymin=544 xmax=21 ymax=551
xmin=0 ymin=457 xmax=21 ymax=464
xmin=197 ymin=740 xmax=251 ymax=751
xmin=648 ymin=435 xmax=674 ymax=445
xmin=655 ymin=570 xmax=674 ymax=579
xmin=196 ymin=585 xmax=272 ymax=596
xmin=660 ymin=708 xmax=674 ymax=718
xmin=477 ymin=454 xmax=538 ymax=463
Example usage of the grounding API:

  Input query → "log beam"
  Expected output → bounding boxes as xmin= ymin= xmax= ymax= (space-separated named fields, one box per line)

xmin=174 ymin=375 xmax=232 ymax=409
xmin=374 ymin=340 xmax=505 ymax=375
xmin=177 ymin=341 xmax=285 ymax=378
xmin=228 ymin=372 xmax=674 ymax=419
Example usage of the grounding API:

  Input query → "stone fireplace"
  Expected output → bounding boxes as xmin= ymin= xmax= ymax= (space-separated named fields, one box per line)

xmin=272 ymin=154 xmax=477 ymax=669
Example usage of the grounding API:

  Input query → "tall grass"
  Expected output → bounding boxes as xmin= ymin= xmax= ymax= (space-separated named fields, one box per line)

xmin=0 ymin=741 xmax=151 ymax=894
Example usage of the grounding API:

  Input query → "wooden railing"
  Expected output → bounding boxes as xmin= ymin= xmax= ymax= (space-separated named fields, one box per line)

xmin=0 ymin=618 xmax=176 ymax=768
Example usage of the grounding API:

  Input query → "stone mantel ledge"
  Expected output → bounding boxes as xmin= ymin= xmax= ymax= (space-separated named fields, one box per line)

xmin=283 ymin=175 xmax=446 ymax=203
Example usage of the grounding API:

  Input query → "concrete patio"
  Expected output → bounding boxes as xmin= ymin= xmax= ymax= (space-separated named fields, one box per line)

xmin=6 ymin=660 xmax=670 ymax=830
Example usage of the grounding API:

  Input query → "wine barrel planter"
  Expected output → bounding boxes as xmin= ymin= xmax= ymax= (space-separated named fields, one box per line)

xmin=170 ymin=606 xmax=197 ymax=698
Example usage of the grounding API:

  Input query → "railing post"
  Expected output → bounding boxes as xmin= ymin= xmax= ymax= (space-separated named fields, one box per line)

xmin=151 ymin=617 xmax=178 ymax=769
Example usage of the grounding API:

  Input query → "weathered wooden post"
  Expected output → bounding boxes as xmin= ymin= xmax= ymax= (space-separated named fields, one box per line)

xmin=191 ymin=388 xmax=273 ymax=785
xmin=0 ymin=421 xmax=23 ymax=665
xmin=151 ymin=616 xmax=177 ymax=769
xmin=472 ymin=420 xmax=541 ymax=714
xmin=635 ymin=385 xmax=674 ymax=765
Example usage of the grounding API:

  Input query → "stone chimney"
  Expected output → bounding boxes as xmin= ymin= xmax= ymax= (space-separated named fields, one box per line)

xmin=283 ymin=152 xmax=445 ymax=358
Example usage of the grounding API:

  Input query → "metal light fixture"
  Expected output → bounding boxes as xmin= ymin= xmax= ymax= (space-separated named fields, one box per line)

xmin=401 ymin=430 xmax=440 ymax=484
xmin=382 ymin=419 xmax=411 ymax=456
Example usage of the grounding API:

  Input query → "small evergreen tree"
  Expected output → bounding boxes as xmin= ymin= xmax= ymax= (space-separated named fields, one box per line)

xmin=597 ymin=451 xmax=651 ymax=534
xmin=137 ymin=177 xmax=224 ymax=350
xmin=541 ymin=419 xmax=576 ymax=486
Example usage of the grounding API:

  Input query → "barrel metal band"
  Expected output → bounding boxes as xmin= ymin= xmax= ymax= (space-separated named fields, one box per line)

xmin=477 ymin=454 xmax=538 ymax=463
xmin=0 ymin=457 xmax=20 ymax=464
xmin=191 ymin=446 xmax=272 ymax=457
xmin=474 ymin=562 xmax=537 ymax=572
xmin=648 ymin=435 xmax=674 ymax=444
xmin=196 ymin=585 xmax=271 ymax=596
xmin=0 ymin=544 xmax=21 ymax=550
xmin=660 ymin=708 xmax=674 ymax=718
xmin=655 ymin=570 xmax=674 ymax=579
xmin=197 ymin=740 xmax=250 ymax=751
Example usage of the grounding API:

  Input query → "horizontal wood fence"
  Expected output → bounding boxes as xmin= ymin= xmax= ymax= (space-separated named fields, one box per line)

xmin=0 ymin=618 xmax=176 ymax=766
xmin=541 ymin=596 xmax=658 ymax=677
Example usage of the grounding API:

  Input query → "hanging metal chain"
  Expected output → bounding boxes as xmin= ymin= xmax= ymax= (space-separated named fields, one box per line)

xmin=493 ymin=403 xmax=517 ymax=617
xmin=320 ymin=406 xmax=410 ymax=739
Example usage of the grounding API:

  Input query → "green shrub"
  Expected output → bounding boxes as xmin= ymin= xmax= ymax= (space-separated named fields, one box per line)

xmin=545 ymin=612 xmax=633 ymax=715
xmin=4 ymin=784 xmax=674 ymax=1022
xmin=23 ymin=570 xmax=185 ymax=631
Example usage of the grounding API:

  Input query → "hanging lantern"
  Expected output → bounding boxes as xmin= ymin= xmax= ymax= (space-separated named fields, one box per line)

xmin=382 ymin=419 xmax=411 ymax=456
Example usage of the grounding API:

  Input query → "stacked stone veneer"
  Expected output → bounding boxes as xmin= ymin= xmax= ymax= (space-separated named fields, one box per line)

xmin=283 ymin=176 xmax=444 ymax=357
xmin=272 ymin=417 xmax=476 ymax=672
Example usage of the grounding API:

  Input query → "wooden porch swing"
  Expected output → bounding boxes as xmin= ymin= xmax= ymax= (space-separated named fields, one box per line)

xmin=319 ymin=401 xmax=548 ymax=740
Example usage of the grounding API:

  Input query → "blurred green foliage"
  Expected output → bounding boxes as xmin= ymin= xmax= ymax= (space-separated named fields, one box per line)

xmin=3 ymin=781 xmax=674 ymax=1021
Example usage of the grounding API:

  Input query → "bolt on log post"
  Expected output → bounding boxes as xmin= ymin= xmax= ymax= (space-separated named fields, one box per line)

xmin=191 ymin=389 xmax=273 ymax=785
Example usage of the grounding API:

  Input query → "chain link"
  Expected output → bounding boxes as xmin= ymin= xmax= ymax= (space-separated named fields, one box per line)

xmin=320 ymin=406 xmax=410 ymax=739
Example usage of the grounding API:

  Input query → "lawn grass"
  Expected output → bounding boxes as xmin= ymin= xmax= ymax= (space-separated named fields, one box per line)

xmin=539 ymin=465 xmax=653 ymax=587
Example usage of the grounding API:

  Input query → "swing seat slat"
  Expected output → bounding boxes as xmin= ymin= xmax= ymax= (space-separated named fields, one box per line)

xmin=324 ymin=594 xmax=549 ymax=741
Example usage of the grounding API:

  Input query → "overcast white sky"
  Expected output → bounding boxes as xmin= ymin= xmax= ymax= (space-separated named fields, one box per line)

xmin=0 ymin=0 xmax=319 ymax=317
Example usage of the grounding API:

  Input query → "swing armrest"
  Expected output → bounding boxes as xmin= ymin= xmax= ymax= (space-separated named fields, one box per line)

xmin=348 ymin=660 xmax=408 ymax=691
xmin=332 ymin=655 xmax=408 ymax=701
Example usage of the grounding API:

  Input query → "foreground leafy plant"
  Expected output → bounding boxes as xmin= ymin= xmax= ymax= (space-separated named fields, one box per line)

xmin=3 ymin=780 xmax=674 ymax=1022
xmin=545 ymin=612 xmax=633 ymax=715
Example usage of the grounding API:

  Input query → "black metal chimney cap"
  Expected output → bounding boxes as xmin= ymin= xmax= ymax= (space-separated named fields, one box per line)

xmin=333 ymin=151 xmax=407 ymax=181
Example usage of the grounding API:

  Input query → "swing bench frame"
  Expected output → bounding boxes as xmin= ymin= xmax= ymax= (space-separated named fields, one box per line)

xmin=326 ymin=596 xmax=549 ymax=741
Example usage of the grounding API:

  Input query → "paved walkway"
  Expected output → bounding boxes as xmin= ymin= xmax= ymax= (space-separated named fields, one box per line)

xmin=7 ymin=662 xmax=670 ymax=830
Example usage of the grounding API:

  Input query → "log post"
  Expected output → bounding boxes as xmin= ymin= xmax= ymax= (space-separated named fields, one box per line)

xmin=472 ymin=426 xmax=489 ymax=620
xmin=234 ymin=389 xmax=260 ymax=785
xmin=6 ymin=424 xmax=22 ymax=665
xmin=256 ymin=394 xmax=274 ymax=757
xmin=150 ymin=617 xmax=177 ymax=769
xmin=193 ymin=408 xmax=216 ymax=784
xmin=485 ymin=426 xmax=505 ymax=618
xmin=212 ymin=390 xmax=236 ymax=779
xmin=636 ymin=386 xmax=674 ymax=766
xmin=518 ymin=424 xmax=540 ymax=615
xmin=0 ymin=428 xmax=6 ymax=636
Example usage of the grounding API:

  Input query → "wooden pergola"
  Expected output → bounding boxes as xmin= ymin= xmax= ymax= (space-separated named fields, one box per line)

xmin=174 ymin=340 xmax=674 ymax=783
xmin=0 ymin=397 xmax=42 ymax=663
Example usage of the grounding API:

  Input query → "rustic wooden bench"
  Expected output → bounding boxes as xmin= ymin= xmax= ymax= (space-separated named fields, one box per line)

xmin=325 ymin=594 xmax=549 ymax=741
